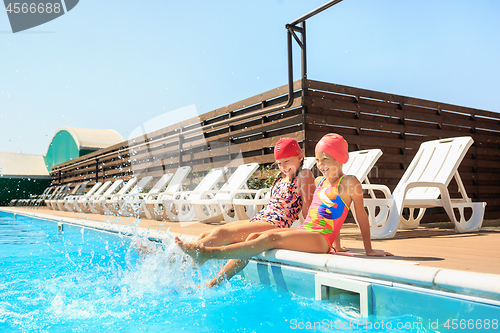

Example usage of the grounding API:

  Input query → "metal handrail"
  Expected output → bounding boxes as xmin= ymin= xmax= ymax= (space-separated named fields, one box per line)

xmin=263 ymin=0 xmax=344 ymax=113
xmin=289 ymin=0 xmax=344 ymax=26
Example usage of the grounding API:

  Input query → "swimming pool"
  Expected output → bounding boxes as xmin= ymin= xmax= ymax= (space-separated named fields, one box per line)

xmin=0 ymin=211 xmax=497 ymax=332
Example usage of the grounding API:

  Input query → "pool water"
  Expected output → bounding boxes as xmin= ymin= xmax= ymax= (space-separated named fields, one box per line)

xmin=0 ymin=212 xmax=431 ymax=332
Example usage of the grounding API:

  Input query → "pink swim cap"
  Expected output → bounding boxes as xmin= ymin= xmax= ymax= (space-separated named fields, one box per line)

xmin=274 ymin=137 xmax=302 ymax=160
xmin=315 ymin=133 xmax=349 ymax=164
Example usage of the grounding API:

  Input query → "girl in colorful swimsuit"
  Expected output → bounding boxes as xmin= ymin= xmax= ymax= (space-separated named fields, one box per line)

xmin=175 ymin=133 xmax=393 ymax=267
xmin=189 ymin=137 xmax=315 ymax=286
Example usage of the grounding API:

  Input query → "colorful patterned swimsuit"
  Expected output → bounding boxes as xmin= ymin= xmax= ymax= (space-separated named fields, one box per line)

xmin=297 ymin=176 xmax=349 ymax=249
xmin=249 ymin=176 xmax=302 ymax=228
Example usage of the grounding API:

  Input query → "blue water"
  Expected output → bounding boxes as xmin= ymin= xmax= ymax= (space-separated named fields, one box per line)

xmin=0 ymin=212 xmax=432 ymax=332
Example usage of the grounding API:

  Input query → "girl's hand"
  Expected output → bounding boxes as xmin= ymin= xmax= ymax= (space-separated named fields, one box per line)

xmin=366 ymin=249 xmax=393 ymax=257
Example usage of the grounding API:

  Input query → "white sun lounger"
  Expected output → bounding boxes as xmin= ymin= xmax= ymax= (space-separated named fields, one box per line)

xmin=14 ymin=186 xmax=53 ymax=207
xmin=62 ymin=182 xmax=103 ymax=212
xmin=103 ymin=176 xmax=153 ymax=216
xmin=363 ymin=136 xmax=486 ymax=239
xmin=118 ymin=173 xmax=175 ymax=217
xmin=87 ymin=179 xmax=125 ymax=214
xmin=46 ymin=183 xmax=74 ymax=210
xmin=99 ymin=177 xmax=141 ymax=215
xmin=55 ymin=181 xmax=89 ymax=211
xmin=76 ymin=180 xmax=113 ymax=213
xmin=37 ymin=186 xmax=65 ymax=207
xmin=143 ymin=166 xmax=192 ymax=220
xmin=166 ymin=167 xmax=229 ymax=222
xmin=188 ymin=163 xmax=260 ymax=223
xmin=18 ymin=186 xmax=54 ymax=207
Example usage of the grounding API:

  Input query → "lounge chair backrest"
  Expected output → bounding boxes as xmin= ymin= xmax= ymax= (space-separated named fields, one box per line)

xmin=193 ymin=167 xmax=228 ymax=192
xmin=128 ymin=176 xmax=153 ymax=195
xmin=76 ymin=181 xmax=90 ymax=195
xmin=101 ymin=179 xmax=124 ymax=196
xmin=343 ymin=149 xmax=383 ymax=183
xmin=149 ymin=173 xmax=174 ymax=194
xmin=164 ymin=166 xmax=192 ymax=194
xmin=53 ymin=186 xmax=66 ymax=197
xmin=67 ymin=183 xmax=82 ymax=196
xmin=41 ymin=187 xmax=55 ymax=199
xmin=91 ymin=181 xmax=112 ymax=197
xmin=395 ymin=136 xmax=473 ymax=200
xmin=57 ymin=183 xmax=73 ymax=198
xmin=84 ymin=182 xmax=102 ymax=197
xmin=303 ymin=157 xmax=316 ymax=170
xmin=46 ymin=186 xmax=63 ymax=200
xmin=219 ymin=163 xmax=259 ymax=194
xmin=39 ymin=187 xmax=52 ymax=197
xmin=115 ymin=178 xmax=137 ymax=196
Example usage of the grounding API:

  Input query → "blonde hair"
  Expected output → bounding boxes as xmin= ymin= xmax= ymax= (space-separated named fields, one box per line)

xmin=271 ymin=157 xmax=305 ymax=191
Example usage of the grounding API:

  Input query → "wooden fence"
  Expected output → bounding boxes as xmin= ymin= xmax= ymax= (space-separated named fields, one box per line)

xmin=51 ymin=79 xmax=500 ymax=221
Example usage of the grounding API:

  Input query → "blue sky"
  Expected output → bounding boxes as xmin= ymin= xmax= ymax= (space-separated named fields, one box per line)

xmin=1 ymin=0 xmax=499 ymax=155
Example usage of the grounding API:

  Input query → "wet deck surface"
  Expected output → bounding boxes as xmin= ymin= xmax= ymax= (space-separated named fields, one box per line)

xmin=3 ymin=207 xmax=500 ymax=275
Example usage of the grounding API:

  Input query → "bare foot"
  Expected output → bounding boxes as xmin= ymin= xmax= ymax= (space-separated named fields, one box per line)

xmin=174 ymin=236 xmax=208 ymax=266
xmin=206 ymin=276 xmax=223 ymax=288
xmin=336 ymin=246 xmax=349 ymax=252
xmin=134 ymin=241 xmax=157 ymax=256
xmin=366 ymin=249 xmax=394 ymax=257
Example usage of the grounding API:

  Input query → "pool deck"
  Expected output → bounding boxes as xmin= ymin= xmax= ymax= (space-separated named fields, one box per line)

xmin=2 ymin=206 xmax=500 ymax=276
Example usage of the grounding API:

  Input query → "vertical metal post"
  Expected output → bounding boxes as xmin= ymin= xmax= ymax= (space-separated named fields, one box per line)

xmin=254 ymin=0 xmax=343 ymax=114
xmin=300 ymin=21 xmax=308 ymax=157
xmin=95 ymin=159 xmax=99 ymax=183
xmin=287 ymin=29 xmax=294 ymax=100
xmin=301 ymin=21 xmax=307 ymax=83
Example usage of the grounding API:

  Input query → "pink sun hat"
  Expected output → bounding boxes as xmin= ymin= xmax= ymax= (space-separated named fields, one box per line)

xmin=315 ymin=133 xmax=349 ymax=164
xmin=274 ymin=137 xmax=302 ymax=160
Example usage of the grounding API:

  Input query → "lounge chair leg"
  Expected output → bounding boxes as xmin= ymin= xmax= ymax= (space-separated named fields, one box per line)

xmin=364 ymin=199 xmax=400 ymax=239
xmin=447 ymin=202 xmax=487 ymax=233
xmin=399 ymin=208 xmax=426 ymax=230
xmin=220 ymin=203 xmax=238 ymax=223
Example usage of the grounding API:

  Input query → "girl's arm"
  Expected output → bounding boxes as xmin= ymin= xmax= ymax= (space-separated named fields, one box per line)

xmin=297 ymin=170 xmax=316 ymax=219
xmin=345 ymin=176 xmax=393 ymax=257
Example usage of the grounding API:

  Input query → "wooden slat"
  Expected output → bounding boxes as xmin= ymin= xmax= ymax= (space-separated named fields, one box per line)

xmin=307 ymin=79 xmax=500 ymax=121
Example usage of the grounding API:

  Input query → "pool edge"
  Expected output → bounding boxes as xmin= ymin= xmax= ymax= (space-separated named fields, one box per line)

xmin=2 ymin=207 xmax=500 ymax=305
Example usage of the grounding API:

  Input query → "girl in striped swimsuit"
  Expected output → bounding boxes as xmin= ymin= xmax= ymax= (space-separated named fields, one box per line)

xmin=176 ymin=133 xmax=393 ymax=267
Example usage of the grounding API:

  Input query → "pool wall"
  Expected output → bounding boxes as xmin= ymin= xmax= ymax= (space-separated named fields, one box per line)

xmin=241 ymin=258 xmax=500 ymax=323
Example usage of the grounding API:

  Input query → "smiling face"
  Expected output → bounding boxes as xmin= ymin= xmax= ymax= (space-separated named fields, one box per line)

xmin=276 ymin=154 xmax=303 ymax=179
xmin=315 ymin=151 xmax=343 ymax=179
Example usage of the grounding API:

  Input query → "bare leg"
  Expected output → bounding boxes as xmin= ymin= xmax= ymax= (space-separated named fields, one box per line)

xmin=175 ymin=229 xmax=330 ymax=266
xmin=207 ymin=259 xmax=248 ymax=287
xmin=196 ymin=221 xmax=278 ymax=286
xmin=206 ymin=231 xmax=263 ymax=287
xmin=195 ymin=220 xmax=275 ymax=247
xmin=195 ymin=220 xmax=249 ymax=242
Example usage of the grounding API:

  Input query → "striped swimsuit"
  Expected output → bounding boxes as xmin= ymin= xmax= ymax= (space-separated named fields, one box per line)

xmin=249 ymin=176 xmax=302 ymax=228
xmin=297 ymin=176 xmax=349 ymax=249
